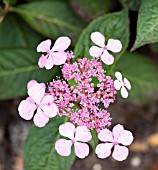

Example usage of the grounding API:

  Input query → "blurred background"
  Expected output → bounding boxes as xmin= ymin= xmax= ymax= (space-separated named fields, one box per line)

xmin=1 ymin=0 xmax=158 ymax=170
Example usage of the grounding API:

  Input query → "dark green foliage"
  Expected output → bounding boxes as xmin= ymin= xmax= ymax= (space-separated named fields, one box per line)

xmin=9 ymin=1 xmax=86 ymax=44
xmin=133 ymin=0 xmax=158 ymax=50
xmin=68 ymin=0 xmax=112 ymax=22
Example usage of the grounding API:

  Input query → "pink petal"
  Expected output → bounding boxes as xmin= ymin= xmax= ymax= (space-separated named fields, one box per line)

xmin=75 ymin=126 xmax=92 ymax=142
xmin=27 ymin=80 xmax=37 ymax=89
xmin=41 ymin=94 xmax=54 ymax=104
xmin=41 ymin=103 xmax=58 ymax=118
xmin=28 ymin=83 xmax=45 ymax=104
xmin=115 ymin=71 xmax=123 ymax=82
xmin=55 ymin=139 xmax=72 ymax=156
xmin=52 ymin=52 xmax=67 ymax=65
xmin=112 ymin=124 xmax=124 ymax=141
xmin=114 ymin=80 xmax=122 ymax=90
xmin=40 ymin=83 xmax=46 ymax=89
xmin=117 ymin=130 xmax=134 ymax=146
xmin=101 ymin=51 xmax=114 ymax=65
xmin=45 ymin=55 xmax=54 ymax=70
xmin=107 ymin=39 xmax=122 ymax=53
xmin=37 ymin=39 xmax=51 ymax=52
xmin=74 ymin=142 xmax=89 ymax=159
xmin=38 ymin=55 xmax=47 ymax=68
xmin=112 ymin=145 xmax=129 ymax=161
xmin=18 ymin=100 xmax=36 ymax=120
xmin=124 ymin=78 xmax=131 ymax=90
xmin=52 ymin=37 xmax=71 ymax=51
xmin=91 ymin=32 xmax=105 ymax=48
xmin=98 ymin=128 xmax=113 ymax=142
xmin=95 ymin=143 xmax=113 ymax=159
xmin=121 ymin=86 xmax=128 ymax=98
xmin=33 ymin=108 xmax=49 ymax=127
xmin=89 ymin=46 xmax=103 ymax=58
xmin=26 ymin=97 xmax=35 ymax=104
xmin=59 ymin=122 xmax=75 ymax=139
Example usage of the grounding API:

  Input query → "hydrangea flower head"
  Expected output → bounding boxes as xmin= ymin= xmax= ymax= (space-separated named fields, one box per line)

xmin=55 ymin=122 xmax=92 ymax=158
xmin=95 ymin=124 xmax=133 ymax=161
xmin=89 ymin=32 xmax=122 ymax=65
xmin=114 ymin=71 xmax=131 ymax=98
xmin=37 ymin=37 xmax=71 ymax=69
xmin=18 ymin=80 xmax=58 ymax=127
xmin=18 ymin=32 xmax=134 ymax=162
xmin=49 ymin=57 xmax=117 ymax=132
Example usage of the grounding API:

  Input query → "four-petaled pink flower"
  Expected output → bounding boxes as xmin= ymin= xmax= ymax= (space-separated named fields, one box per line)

xmin=18 ymin=80 xmax=58 ymax=127
xmin=37 ymin=37 xmax=71 ymax=69
xmin=95 ymin=124 xmax=133 ymax=161
xmin=89 ymin=32 xmax=122 ymax=65
xmin=55 ymin=122 xmax=92 ymax=159
xmin=114 ymin=71 xmax=131 ymax=98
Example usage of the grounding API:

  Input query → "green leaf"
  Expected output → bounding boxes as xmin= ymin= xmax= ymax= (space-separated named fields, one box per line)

xmin=23 ymin=116 xmax=76 ymax=170
xmin=68 ymin=0 xmax=111 ymax=22
xmin=0 ymin=14 xmax=43 ymax=48
xmin=89 ymin=129 xmax=98 ymax=152
xmin=119 ymin=0 xmax=141 ymax=11
xmin=133 ymin=0 xmax=158 ymax=50
xmin=0 ymin=15 xmax=59 ymax=99
xmin=114 ymin=52 xmax=158 ymax=104
xmin=0 ymin=48 xmax=58 ymax=99
xmin=9 ymin=1 xmax=86 ymax=44
xmin=74 ymin=9 xmax=129 ymax=74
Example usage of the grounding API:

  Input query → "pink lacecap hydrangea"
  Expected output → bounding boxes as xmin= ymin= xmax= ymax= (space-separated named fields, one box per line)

xmin=18 ymin=80 xmax=58 ymax=127
xmin=55 ymin=122 xmax=92 ymax=159
xmin=37 ymin=37 xmax=71 ymax=70
xmin=17 ymin=32 xmax=134 ymax=161
xmin=95 ymin=124 xmax=134 ymax=161
xmin=89 ymin=32 xmax=122 ymax=65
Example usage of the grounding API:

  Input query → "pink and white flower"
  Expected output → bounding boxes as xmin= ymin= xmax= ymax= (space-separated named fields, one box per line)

xmin=114 ymin=71 xmax=131 ymax=98
xmin=37 ymin=37 xmax=71 ymax=69
xmin=18 ymin=80 xmax=58 ymax=127
xmin=95 ymin=124 xmax=134 ymax=161
xmin=89 ymin=32 xmax=122 ymax=65
xmin=55 ymin=122 xmax=92 ymax=159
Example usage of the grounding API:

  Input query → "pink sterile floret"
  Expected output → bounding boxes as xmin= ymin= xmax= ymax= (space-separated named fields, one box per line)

xmin=114 ymin=71 xmax=131 ymax=98
xmin=37 ymin=36 xmax=71 ymax=70
xmin=55 ymin=122 xmax=92 ymax=159
xmin=95 ymin=124 xmax=134 ymax=161
xmin=18 ymin=80 xmax=58 ymax=127
xmin=89 ymin=32 xmax=122 ymax=65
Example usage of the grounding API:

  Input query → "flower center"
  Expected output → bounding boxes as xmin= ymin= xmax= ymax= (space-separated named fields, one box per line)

xmin=47 ymin=50 xmax=51 ymax=54
xmin=36 ymin=104 xmax=40 ymax=108
xmin=71 ymin=139 xmax=76 ymax=144
xmin=103 ymin=46 xmax=108 ymax=50
xmin=113 ymin=141 xmax=118 ymax=145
